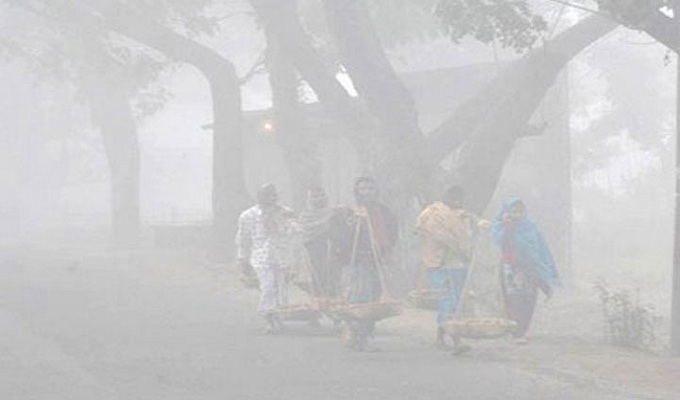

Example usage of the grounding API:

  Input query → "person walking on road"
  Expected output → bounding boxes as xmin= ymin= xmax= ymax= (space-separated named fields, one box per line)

xmin=236 ymin=184 xmax=298 ymax=334
xmin=492 ymin=198 xmax=559 ymax=344
xmin=336 ymin=177 xmax=399 ymax=351
xmin=416 ymin=185 xmax=488 ymax=352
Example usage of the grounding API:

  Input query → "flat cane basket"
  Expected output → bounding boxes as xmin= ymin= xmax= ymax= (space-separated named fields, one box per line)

xmin=332 ymin=301 xmax=403 ymax=321
xmin=444 ymin=317 xmax=517 ymax=339
xmin=311 ymin=296 xmax=344 ymax=311
xmin=269 ymin=304 xmax=322 ymax=321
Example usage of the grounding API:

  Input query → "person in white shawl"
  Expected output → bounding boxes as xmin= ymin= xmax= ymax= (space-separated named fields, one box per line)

xmin=236 ymin=184 xmax=297 ymax=334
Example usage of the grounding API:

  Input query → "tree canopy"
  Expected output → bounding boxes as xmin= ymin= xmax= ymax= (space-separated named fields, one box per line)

xmin=436 ymin=0 xmax=548 ymax=52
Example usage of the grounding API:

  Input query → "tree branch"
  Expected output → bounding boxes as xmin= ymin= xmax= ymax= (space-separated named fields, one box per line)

xmin=249 ymin=0 xmax=367 ymax=147
xmin=426 ymin=14 xmax=617 ymax=162
xmin=638 ymin=10 xmax=679 ymax=51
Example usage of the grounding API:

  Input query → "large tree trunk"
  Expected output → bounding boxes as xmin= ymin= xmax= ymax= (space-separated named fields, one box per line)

xmin=321 ymin=4 xmax=615 ymax=214
xmin=84 ymin=74 xmax=140 ymax=248
xmin=321 ymin=0 xmax=421 ymax=142
xmin=429 ymin=15 xmax=618 ymax=213
xmin=262 ymin=6 xmax=322 ymax=209
xmin=638 ymin=10 xmax=680 ymax=51
xmin=322 ymin=0 xmax=430 ymax=198
xmin=249 ymin=0 xmax=371 ymax=162
xmin=204 ymin=65 xmax=247 ymax=253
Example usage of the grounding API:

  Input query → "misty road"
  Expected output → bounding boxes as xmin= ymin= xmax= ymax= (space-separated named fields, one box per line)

xmin=0 ymin=248 xmax=657 ymax=400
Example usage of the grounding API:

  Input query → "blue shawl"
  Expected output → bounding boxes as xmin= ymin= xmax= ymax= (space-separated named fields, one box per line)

xmin=491 ymin=198 xmax=560 ymax=287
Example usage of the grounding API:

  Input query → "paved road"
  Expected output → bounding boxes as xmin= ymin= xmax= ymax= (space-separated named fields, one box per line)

xmin=0 ymin=249 xmax=656 ymax=399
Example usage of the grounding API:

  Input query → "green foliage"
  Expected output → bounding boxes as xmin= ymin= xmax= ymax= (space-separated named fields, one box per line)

xmin=435 ymin=0 xmax=547 ymax=53
xmin=594 ymin=279 xmax=659 ymax=352
xmin=595 ymin=0 xmax=669 ymax=27
xmin=122 ymin=0 xmax=222 ymax=37
xmin=0 ymin=0 xmax=213 ymax=120
xmin=133 ymin=86 xmax=172 ymax=120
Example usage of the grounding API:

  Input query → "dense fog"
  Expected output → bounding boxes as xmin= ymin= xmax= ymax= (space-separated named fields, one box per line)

xmin=1 ymin=1 xmax=678 ymax=399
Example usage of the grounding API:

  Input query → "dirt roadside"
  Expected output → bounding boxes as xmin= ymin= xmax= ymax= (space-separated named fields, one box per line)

xmin=377 ymin=291 xmax=680 ymax=400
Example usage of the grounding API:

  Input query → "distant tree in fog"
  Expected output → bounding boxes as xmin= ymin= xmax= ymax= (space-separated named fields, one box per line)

xmin=1 ymin=0 xmax=250 ymax=250
xmin=0 ymin=1 xmax=166 ymax=247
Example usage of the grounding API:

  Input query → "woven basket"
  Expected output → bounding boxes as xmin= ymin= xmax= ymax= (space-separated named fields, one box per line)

xmin=444 ymin=317 xmax=517 ymax=339
xmin=269 ymin=304 xmax=322 ymax=321
xmin=332 ymin=301 xmax=403 ymax=321
xmin=311 ymin=297 xmax=344 ymax=311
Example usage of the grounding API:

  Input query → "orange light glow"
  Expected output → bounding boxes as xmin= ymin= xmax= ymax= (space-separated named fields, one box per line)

xmin=262 ymin=121 xmax=274 ymax=133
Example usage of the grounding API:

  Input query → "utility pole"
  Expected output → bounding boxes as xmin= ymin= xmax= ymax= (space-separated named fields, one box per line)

xmin=672 ymin=0 xmax=680 ymax=357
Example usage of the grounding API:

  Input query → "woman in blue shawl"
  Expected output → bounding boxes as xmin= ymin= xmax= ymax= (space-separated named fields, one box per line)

xmin=492 ymin=198 xmax=559 ymax=343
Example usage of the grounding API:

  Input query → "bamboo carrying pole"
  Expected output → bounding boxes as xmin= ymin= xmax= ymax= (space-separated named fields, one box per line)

xmin=348 ymin=206 xmax=395 ymax=303
xmin=449 ymin=226 xmax=507 ymax=320
xmin=454 ymin=231 xmax=482 ymax=319
xmin=363 ymin=210 xmax=395 ymax=302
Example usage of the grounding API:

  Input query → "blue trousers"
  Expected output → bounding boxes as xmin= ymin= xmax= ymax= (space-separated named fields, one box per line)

xmin=429 ymin=267 xmax=468 ymax=326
